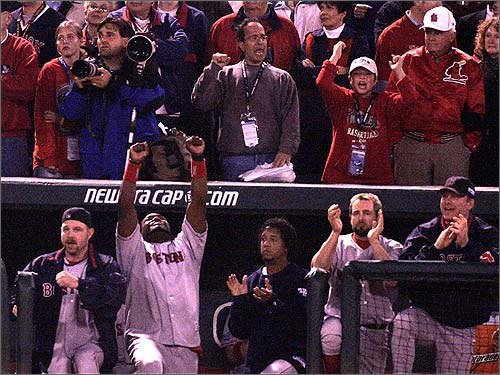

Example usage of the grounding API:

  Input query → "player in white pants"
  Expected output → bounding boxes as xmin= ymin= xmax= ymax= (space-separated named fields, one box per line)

xmin=392 ymin=176 xmax=498 ymax=373
xmin=392 ymin=307 xmax=475 ymax=373
xmin=116 ymin=138 xmax=208 ymax=374
xmin=311 ymin=193 xmax=402 ymax=373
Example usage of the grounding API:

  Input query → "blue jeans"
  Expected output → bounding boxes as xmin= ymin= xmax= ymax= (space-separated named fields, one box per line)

xmin=221 ymin=153 xmax=276 ymax=181
xmin=1 ymin=136 xmax=30 ymax=177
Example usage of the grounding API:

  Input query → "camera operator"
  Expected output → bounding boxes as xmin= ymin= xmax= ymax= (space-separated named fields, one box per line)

xmin=110 ymin=1 xmax=188 ymax=129
xmin=58 ymin=18 xmax=164 ymax=180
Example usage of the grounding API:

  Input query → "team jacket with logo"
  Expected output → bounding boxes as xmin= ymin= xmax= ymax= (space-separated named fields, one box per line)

xmin=10 ymin=247 xmax=126 ymax=373
xmin=399 ymin=215 xmax=499 ymax=328
xmin=386 ymin=46 xmax=485 ymax=148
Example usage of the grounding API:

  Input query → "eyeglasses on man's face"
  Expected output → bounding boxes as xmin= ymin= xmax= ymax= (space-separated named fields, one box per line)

xmin=89 ymin=5 xmax=110 ymax=13
xmin=245 ymin=34 xmax=268 ymax=43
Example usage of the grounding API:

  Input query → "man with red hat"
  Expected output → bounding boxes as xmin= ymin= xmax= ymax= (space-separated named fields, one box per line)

xmin=11 ymin=207 xmax=126 ymax=373
xmin=392 ymin=176 xmax=498 ymax=373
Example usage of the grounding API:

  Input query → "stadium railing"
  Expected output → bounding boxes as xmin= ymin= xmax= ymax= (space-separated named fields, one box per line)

xmin=306 ymin=261 xmax=499 ymax=374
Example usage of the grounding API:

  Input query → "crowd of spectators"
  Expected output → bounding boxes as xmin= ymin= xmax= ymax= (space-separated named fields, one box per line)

xmin=1 ymin=1 xmax=498 ymax=187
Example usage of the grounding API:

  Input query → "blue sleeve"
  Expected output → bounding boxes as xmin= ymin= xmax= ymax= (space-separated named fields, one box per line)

xmin=58 ymin=85 xmax=91 ymax=121
xmin=120 ymin=83 xmax=165 ymax=110
xmin=78 ymin=257 xmax=126 ymax=317
xmin=228 ymin=273 xmax=261 ymax=340
xmin=153 ymin=15 xmax=189 ymax=70
xmin=228 ymin=293 xmax=255 ymax=340
xmin=399 ymin=226 xmax=439 ymax=260
xmin=190 ymin=9 xmax=210 ymax=66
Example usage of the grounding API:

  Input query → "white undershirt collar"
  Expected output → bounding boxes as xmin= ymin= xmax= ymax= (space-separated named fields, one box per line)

xmin=323 ymin=23 xmax=345 ymax=39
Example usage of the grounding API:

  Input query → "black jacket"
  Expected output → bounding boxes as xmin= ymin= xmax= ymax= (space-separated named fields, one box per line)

xmin=457 ymin=9 xmax=487 ymax=56
xmin=11 ymin=246 xmax=126 ymax=373
xmin=8 ymin=5 xmax=65 ymax=66
xmin=229 ymin=263 xmax=308 ymax=373
xmin=399 ymin=215 xmax=499 ymax=328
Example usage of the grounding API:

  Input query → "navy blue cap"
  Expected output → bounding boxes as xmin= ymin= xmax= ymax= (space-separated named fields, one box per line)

xmin=62 ymin=207 xmax=92 ymax=227
xmin=439 ymin=176 xmax=476 ymax=198
xmin=1 ymin=2 xmax=21 ymax=13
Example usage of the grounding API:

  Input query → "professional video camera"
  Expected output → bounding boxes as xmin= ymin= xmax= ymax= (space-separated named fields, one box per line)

xmin=71 ymin=58 xmax=102 ymax=78
xmin=126 ymin=34 xmax=156 ymax=76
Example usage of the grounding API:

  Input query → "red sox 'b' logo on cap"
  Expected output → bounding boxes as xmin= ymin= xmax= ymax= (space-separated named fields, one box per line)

xmin=431 ymin=13 xmax=438 ymax=22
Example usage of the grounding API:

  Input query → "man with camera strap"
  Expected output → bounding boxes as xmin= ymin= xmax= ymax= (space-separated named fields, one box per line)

xmin=58 ymin=18 xmax=164 ymax=180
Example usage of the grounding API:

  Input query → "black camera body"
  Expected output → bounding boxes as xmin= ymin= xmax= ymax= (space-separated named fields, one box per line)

xmin=71 ymin=58 xmax=102 ymax=78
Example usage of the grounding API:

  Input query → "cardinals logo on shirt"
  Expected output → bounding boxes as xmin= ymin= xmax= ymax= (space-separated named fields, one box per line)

xmin=443 ymin=60 xmax=468 ymax=85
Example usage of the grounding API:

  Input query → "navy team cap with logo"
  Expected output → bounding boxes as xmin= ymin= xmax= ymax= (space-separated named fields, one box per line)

xmin=439 ymin=176 xmax=476 ymax=198
xmin=62 ymin=207 xmax=93 ymax=227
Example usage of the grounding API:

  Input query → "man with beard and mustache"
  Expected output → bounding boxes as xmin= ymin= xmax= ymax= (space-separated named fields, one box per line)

xmin=115 ymin=136 xmax=207 ymax=373
xmin=392 ymin=176 xmax=498 ymax=374
xmin=11 ymin=207 xmax=126 ymax=373
xmin=226 ymin=218 xmax=308 ymax=374
xmin=311 ymin=193 xmax=402 ymax=373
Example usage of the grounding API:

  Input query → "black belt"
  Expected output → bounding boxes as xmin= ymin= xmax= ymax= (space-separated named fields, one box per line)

xmin=361 ymin=323 xmax=389 ymax=330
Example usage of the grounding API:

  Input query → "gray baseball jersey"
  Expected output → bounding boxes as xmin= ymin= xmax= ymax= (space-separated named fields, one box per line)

xmin=116 ymin=217 xmax=207 ymax=347
xmin=49 ymin=261 xmax=102 ymax=373
xmin=324 ymin=234 xmax=403 ymax=324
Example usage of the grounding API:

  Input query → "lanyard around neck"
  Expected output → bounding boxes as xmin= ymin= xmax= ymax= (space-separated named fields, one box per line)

xmin=354 ymin=93 xmax=378 ymax=128
xmin=16 ymin=3 xmax=45 ymax=38
xmin=58 ymin=57 xmax=73 ymax=83
xmin=242 ymin=61 xmax=265 ymax=114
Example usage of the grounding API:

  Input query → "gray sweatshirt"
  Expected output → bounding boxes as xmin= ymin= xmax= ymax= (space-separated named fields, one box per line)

xmin=192 ymin=61 xmax=300 ymax=157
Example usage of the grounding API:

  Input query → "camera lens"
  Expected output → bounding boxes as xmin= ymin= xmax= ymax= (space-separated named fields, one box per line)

xmin=71 ymin=60 xmax=99 ymax=78
xmin=127 ymin=35 xmax=155 ymax=63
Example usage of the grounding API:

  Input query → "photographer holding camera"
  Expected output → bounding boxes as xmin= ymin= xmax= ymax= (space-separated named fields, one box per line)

xmin=110 ymin=2 xmax=188 ymax=129
xmin=59 ymin=18 xmax=164 ymax=180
